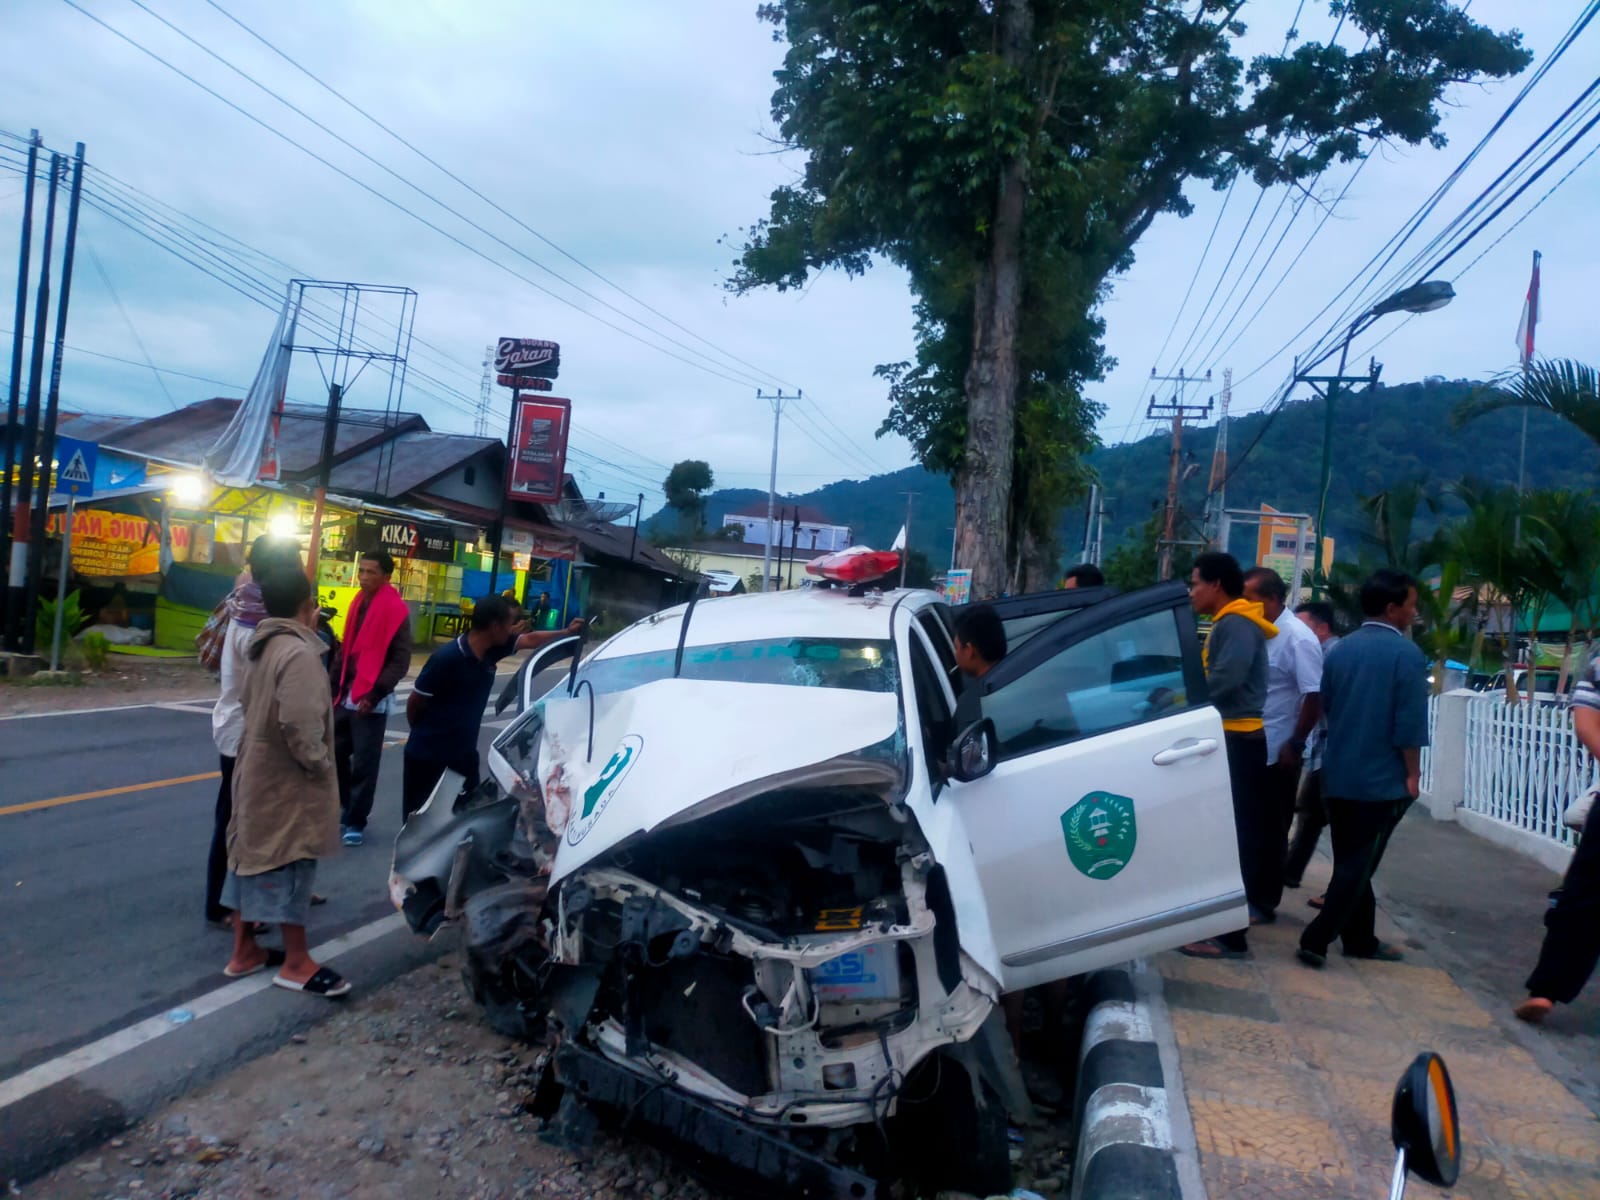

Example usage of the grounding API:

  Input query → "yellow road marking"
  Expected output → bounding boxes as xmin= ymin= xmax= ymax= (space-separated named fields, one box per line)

xmin=0 ymin=771 xmax=221 ymax=817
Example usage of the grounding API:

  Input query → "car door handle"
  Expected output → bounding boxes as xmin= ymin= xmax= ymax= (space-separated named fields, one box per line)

xmin=1152 ymin=737 xmax=1219 ymax=766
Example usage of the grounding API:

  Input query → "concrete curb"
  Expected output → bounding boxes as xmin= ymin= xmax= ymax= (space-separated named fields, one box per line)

xmin=1070 ymin=968 xmax=1182 ymax=1200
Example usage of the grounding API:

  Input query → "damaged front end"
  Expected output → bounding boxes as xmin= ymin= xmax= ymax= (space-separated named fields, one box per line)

xmin=391 ymin=680 xmax=1014 ymax=1196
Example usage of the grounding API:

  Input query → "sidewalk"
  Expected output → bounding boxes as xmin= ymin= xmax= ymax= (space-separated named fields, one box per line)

xmin=1154 ymin=808 xmax=1600 ymax=1200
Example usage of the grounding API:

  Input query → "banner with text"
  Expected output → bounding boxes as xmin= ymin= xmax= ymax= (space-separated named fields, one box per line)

xmin=506 ymin=396 xmax=572 ymax=505
xmin=45 ymin=508 xmax=194 ymax=577
xmin=355 ymin=514 xmax=455 ymax=563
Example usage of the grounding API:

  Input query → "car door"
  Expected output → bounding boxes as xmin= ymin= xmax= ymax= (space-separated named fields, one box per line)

xmin=937 ymin=581 xmax=1246 ymax=991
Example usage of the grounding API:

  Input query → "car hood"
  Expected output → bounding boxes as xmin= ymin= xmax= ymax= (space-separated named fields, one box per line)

xmin=539 ymin=678 xmax=902 ymax=881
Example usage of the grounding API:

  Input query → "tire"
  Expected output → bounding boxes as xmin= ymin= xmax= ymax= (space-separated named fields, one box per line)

xmin=889 ymin=1053 xmax=1012 ymax=1196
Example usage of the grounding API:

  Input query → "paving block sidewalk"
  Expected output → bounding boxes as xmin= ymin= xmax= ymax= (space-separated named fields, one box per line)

xmin=1154 ymin=857 xmax=1600 ymax=1200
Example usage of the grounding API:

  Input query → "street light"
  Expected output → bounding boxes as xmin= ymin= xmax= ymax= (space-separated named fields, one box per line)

xmin=1313 ymin=280 xmax=1455 ymax=585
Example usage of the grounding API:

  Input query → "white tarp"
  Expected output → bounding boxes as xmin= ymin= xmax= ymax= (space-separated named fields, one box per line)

xmin=204 ymin=291 xmax=298 ymax=486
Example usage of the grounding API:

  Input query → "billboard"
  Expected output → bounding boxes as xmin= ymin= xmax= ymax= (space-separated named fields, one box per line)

xmin=495 ymin=338 xmax=561 ymax=379
xmin=506 ymin=396 xmax=573 ymax=505
xmin=355 ymin=514 xmax=455 ymax=563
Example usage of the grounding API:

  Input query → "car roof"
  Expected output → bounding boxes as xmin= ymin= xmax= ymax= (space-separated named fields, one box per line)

xmin=591 ymin=585 xmax=935 ymax=660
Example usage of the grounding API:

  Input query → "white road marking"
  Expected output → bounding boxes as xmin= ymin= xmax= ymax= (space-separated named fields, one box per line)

xmin=154 ymin=701 xmax=219 ymax=715
xmin=0 ymin=699 xmax=214 ymax=722
xmin=0 ymin=912 xmax=406 ymax=1111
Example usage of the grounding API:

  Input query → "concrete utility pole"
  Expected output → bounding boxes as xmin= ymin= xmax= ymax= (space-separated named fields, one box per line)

xmin=1294 ymin=353 xmax=1382 ymax=593
xmin=756 ymin=389 xmax=798 ymax=592
xmin=1 ymin=130 xmax=40 ymax=646
xmin=1147 ymin=368 xmax=1212 ymax=581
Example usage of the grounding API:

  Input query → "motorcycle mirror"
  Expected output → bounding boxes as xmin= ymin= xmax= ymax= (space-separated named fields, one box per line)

xmin=1390 ymin=1052 xmax=1461 ymax=1195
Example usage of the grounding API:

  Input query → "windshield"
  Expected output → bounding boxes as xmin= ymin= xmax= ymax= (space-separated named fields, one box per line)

xmin=569 ymin=637 xmax=899 ymax=697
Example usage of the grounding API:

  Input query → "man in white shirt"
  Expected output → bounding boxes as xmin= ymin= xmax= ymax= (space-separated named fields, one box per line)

xmin=1285 ymin=601 xmax=1340 ymax=891
xmin=1243 ymin=567 xmax=1323 ymax=923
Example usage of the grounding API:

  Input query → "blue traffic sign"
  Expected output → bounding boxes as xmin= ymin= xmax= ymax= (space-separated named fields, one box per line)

xmin=53 ymin=436 xmax=98 ymax=498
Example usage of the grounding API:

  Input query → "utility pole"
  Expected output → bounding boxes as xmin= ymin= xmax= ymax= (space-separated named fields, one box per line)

xmin=23 ymin=144 xmax=85 ymax=654
xmin=1514 ymin=249 xmax=1540 ymax=544
xmin=305 ymin=381 xmax=344 ymax=581
xmin=1147 ymin=368 xmax=1212 ymax=581
xmin=5 ymin=152 xmax=61 ymax=653
xmin=1206 ymin=368 xmax=1232 ymax=550
xmin=1081 ymin=485 xmax=1107 ymax=566
xmin=756 ymin=389 xmax=798 ymax=593
xmin=1 ymin=130 xmax=39 ymax=648
xmin=898 ymin=491 xmax=916 ymax=587
xmin=1294 ymin=353 xmax=1381 ymax=593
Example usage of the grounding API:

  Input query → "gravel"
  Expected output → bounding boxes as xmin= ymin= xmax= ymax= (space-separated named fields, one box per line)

xmin=20 ymin=953 xmax=1078 ymax=1200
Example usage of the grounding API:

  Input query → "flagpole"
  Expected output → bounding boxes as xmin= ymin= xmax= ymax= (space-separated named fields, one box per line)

xmin=1514 ymin=249 xmax=1540 ymax=544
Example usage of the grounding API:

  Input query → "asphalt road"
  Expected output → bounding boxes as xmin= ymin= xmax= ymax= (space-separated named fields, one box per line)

xmin=0 ymin=670 xmax=542 ymax=1083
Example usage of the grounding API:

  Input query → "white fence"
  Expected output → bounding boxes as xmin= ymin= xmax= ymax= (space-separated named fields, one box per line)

xmin=1442 ymin=692 xmax=1592 ymax=850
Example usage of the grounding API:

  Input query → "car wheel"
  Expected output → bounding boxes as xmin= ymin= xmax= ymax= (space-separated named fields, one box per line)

xmin=889 ymin=1053 xmax=1012 ymax=1196
xmin=461 ymin=953 xmax=545 ymax=1041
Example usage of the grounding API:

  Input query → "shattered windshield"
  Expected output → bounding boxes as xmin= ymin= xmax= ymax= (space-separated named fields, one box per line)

xmin=573 ymin=638 xmax=898 ymax=696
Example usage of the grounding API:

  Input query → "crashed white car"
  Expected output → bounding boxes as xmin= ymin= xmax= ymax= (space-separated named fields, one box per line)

xmin=391 ymin=577 xmax=1246 ymax=1197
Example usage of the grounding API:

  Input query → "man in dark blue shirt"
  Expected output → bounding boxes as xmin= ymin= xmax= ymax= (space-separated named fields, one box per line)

xmin=1298 ymin=569 xmax=1429 ymax=968
xmin=401 ymin=595 xmax=582 ymax=822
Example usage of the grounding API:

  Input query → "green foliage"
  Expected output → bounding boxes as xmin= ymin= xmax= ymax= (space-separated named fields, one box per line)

xmin=80 ymin=630 xmax=111 ymax=671
xmin=663 ymin=460 xmax=716 ymax=535
xmin=34 ymin=589 xmax=91 ymax=658
xmin=1101 ymin=511 xmax=1192 ymax=593
xmin=1456 ymin=358 xmax=1600 ymax=446
xmin=735 ymin=1 xmax=1528 ymax=589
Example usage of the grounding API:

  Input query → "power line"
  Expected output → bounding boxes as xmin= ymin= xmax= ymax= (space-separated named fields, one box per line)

xmin=55 ymin=0 xmax=776 ymax=392
xmin=198 ymin=0 xmax=802 ymax=393
xmin=81 ymin=235 xmax=178 ymax=410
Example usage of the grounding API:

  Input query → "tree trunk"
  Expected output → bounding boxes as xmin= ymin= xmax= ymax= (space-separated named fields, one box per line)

xmin=954 ymin=0 xmax=1031 ymax=598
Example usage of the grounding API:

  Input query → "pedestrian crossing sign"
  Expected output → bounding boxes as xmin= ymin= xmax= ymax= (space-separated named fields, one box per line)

xmin=52 ymin=436 xmax=98 ymax=498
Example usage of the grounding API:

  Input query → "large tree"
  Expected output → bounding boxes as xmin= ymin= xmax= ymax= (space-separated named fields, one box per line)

xmin=733 ymin=1 xmax=1528 ymax=592
xmin=663 ymin=459 xmax=716 ymax=535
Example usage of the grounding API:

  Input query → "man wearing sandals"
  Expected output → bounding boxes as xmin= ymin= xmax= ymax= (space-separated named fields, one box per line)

xmin=1296 ymin=569 xmax=1427 ymax=970
xmin=222 ymin=565 xmax=352 ymax=998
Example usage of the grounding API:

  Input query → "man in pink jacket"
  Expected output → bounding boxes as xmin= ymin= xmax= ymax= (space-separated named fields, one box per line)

xmin=330 ymin=549 xmax=412 ymax=846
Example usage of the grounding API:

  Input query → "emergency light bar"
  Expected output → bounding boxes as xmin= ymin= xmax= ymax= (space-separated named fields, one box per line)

xmin=806 ymin=546 xmax=901 ymax=586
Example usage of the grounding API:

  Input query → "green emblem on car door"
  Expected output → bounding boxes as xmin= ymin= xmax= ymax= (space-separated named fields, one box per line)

xmin=1061 ymin=791 xmax=1137 ymax=880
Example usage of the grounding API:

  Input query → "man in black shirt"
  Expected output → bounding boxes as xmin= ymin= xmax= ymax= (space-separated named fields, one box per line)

xmin=401 ymin=595 xmax=583 ymax=822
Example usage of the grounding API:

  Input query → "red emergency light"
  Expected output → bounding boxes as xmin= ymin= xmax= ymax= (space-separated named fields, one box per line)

xmin=806 ymin=547 xmax=901 ymax=586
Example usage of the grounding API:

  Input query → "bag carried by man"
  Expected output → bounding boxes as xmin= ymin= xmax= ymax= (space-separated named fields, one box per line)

xmin=1563 ymin=782 xmax=1599 ymax=832
xmin=196 ymin=596 xmax=230 ymax=672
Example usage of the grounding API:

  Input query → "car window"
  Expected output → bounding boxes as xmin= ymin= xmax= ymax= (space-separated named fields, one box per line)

xmin=907 ymin=633 xmax=953 ymax=779
xmin=985 ymin=608 xmax=1192 ymax=758
xmin=915 ymin=609 xmax=958 ymax=679
xmin=571 ymin=637 xmax=899 ymax=696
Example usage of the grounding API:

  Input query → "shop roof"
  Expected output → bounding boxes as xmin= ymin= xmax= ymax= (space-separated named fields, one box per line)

xmin=663 ymin=537 xmax=834 ymax=563
xmin=725 ymin=504 xmax=838 ymax=526
xmin=568 ymin=520 xmax=699 ymax=581
xmin=328 ymin=430 xmax=499 ymax=498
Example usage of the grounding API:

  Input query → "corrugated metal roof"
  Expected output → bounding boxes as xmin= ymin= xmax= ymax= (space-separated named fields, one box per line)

xmin=329 ymin=430 xmax=498 ymax=498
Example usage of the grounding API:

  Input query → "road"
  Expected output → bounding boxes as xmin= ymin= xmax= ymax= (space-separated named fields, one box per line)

xmin=0 ymin=669 xmax=541 ymax=1083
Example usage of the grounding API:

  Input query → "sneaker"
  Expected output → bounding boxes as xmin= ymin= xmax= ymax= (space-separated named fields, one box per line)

xmin=341 ymin=828 xmax=364 ymax=847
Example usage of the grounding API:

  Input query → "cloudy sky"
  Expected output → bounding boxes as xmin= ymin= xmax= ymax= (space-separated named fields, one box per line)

xmin=3 ymin=1 xmax=1595 ymax=512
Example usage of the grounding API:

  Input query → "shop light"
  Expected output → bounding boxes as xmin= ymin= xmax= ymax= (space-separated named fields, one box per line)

xmin=269 ymin=512 xmax=299 ymax=539
xmin=168 ymin=473 xmax=207 ymax=504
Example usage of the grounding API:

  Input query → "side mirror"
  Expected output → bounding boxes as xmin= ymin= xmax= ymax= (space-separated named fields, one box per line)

xmin=1390 ymin=1052 xmax=1461 ymax=1193
xmin=945 ymin=718 xmax=998 ymax=783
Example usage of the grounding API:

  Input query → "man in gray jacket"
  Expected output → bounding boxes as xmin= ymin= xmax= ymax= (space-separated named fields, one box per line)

xmin=1182 ymin=552 xmax=1279 ymax=958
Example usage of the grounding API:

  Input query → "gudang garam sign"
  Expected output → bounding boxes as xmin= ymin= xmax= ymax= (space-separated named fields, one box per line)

xmin=355 ymin=514 xmax=455 ymax=563
xmin=506 ymin=396 xmax=573 ymax=505
xmin=45 ymin=508 xmax=192 ymax=577
xmin=494 ymin=338 xmax=561 ymax=380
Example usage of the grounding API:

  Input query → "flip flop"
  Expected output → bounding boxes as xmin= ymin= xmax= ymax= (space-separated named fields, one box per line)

xmin=311 ymin=893 xmax=328 ymax=906
xmin=1307 ymin=895 xmax=1326 ymax=910
xmin=272 ymin=966 xmax=351 ymax=998
xmin=1514 ymin=997 xmax=1553 ymax=1024
xmin=224 ymin=948 xmax=286 ymax=978
xmin=1343 ymin=943 xmax=1405 ymax=962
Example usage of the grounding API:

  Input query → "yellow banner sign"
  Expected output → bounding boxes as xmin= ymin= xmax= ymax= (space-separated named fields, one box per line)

xmin=46 ymin=508 xmax=193 ymax=578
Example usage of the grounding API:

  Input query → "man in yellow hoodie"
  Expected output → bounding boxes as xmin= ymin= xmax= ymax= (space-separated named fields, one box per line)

xmin=1181 ymin=551 xmax=1278 ymax=959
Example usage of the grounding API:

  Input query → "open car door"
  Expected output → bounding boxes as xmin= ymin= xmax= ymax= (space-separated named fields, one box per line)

xmin=494 ymin=633 xmax=585 ymax=715
xmin=938 ymin=581 xmax=1246 ymax=990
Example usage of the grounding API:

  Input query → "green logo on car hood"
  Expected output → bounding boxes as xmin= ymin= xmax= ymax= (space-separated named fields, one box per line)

xmin=1061 ymin=791 xmax=1137 ymax=880
xmin=567 ymin=735 xmax=643 ymax=846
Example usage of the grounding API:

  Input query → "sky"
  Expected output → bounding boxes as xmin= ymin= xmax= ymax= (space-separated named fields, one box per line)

xmin=2 ymin=1 xmax=1595 ymax=517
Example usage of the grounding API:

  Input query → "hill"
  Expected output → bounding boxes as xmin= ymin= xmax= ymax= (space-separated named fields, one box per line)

xmin=644 ymin=379 xmax=1598 ymax=567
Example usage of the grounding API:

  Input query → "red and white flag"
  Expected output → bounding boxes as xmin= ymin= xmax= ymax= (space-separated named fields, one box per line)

xmin=1515 ymin=250 xmax=1541 ymax=369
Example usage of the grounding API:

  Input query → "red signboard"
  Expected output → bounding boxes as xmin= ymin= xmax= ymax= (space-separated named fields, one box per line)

xmin=506 ymin=395 xmax=572 ymax=505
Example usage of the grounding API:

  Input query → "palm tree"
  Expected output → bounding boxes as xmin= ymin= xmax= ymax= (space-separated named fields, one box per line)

xmin=1454 ymin=358 xmax=1600 ymax=449
xmin=1523 ymin=489 xmax=1600 ymax=693
xmin=1446 ymin=479 xmax=1535 ymax=699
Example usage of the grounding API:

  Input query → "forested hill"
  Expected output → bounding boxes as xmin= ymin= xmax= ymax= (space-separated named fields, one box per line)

xmin=643 ymin=379 xmax=1597 ymax=562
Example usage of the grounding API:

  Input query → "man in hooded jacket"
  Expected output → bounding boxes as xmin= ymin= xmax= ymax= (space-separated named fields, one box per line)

xmin=1181 ymin=551 xmax=1278 ymax=959
xmin=223 ymin=566 xmax=350 ymax=998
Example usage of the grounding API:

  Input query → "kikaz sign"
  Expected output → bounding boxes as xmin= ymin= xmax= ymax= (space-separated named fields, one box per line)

xmin=495 ymin=338 xmax=561 ymax=380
